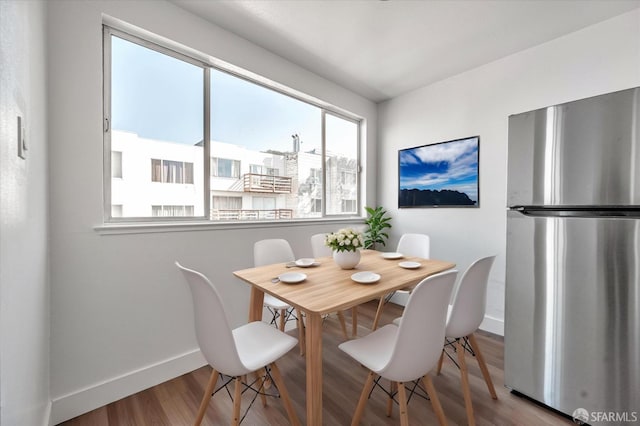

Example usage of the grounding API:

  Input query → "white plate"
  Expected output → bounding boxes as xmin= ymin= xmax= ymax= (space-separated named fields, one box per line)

xmin=381 ymin=252 xmax=403 ymax=260
xmin=295 ymin=258 xmax=316 ymax=267
xmin=351 ymin=271 xmax=381 ymax=284
xmin=399 ymin=261 xmax=421 ymax=269
xmin=278 ymin=272 xmax=307 ymax=284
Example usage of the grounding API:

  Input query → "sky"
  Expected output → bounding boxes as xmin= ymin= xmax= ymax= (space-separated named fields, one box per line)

xmin=398 ymin=137 xmax=479 ymax=202
xmin=110 ymin=35 xmax=329 ymax=153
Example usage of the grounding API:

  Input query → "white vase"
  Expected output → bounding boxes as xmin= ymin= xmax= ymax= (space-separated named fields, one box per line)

xmin=333 ymin=250 xmax=361 ymax=270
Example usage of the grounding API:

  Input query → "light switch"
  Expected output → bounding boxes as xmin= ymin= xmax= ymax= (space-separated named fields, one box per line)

xmin=17 ymin=116 xmax=26 ymax=159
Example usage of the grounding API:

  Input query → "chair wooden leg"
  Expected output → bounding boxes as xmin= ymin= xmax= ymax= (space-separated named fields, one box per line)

xmin=279 ymin=309 xmax=286 ymax=331
xmin=254 ymin=369 xmax=267 ymax=407
xmin=386 ymin=381 xmax=396 ymax=417
xmin=351 ymin=306 xmax=358 ymax=337
xmin=269 ymin=362 xmax=300 ymax=426
xmin=194 ymin=368 xmax=219 ymax=426
xmin=422 ymin=374 xmax=447 ymax=426
xmin=397 ymin=382 xmax=409 ymax=426
xmin=456 ymin=339 xmax=475 ymax=426
xmin=436 ymin=349 xmax=445 ymax=375
xmin=232 ymin=376 xmax=242 ymax=426
xmin=468 ymin=333 xmax=498 ymax=399
xmin=296 ymin=309 xmax=306 ymax=356
xmin=371 ymin=296 xmax=387 ymax=330
xmin=337 ymin=311 xmax=349 ymax=340
xmin=352 ymin=371 xmax=375 ymax=426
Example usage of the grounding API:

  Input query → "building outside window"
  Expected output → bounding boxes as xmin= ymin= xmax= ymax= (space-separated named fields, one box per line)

xmin=111 ymin=204 xmax=123 ymax=218
xmin=341 ymin=199 xmax=357 ymax=213
xmin=104 ymin=25 xmax=361 ymax=223
xmin=311 ymin=198 xmax=322 ymax=213
xmin=111 ymin=151 xmax=122 ymax=178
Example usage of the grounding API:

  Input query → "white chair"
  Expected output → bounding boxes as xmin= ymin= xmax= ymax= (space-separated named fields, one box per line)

xmin=310 ymin=233 xmax=354 ymax=339
xmin=436 ymin=255 xmax=498 ymax=426
xmin=254 ymin=239 xmax=306 ymax=354
xmin=176 ymin=262 xmax=300 ymax=426
xmin=372 ymin=233 xmax=430 ymax=330
xmin=339 ymin=270 xmax=457 ymax=425
xmin=310 ymin=233 xmax=331 ymax=258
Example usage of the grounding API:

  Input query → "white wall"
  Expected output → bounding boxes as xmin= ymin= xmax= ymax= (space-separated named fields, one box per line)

xmin=0 ymin=1 xmax=50 ymax=425
xmin=378 ymin=9 xmax=640 ymax=335
xmin=46 ymin=0 xmax=376 ymax=423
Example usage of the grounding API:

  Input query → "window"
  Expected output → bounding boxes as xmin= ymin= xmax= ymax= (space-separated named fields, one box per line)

xmin=105 ymin=27 xmax=204 ymax=220
xmin=253 ymin=197 xmax=276 ymax=210
xmin=310 ymin=168 xmax=322 ymax=185
xmin=152 ymin=205 xmax=195 ymax=217
xmin=249 ymin=165 xmax=278 ymax=176
xmin=325 ymin=113 xmax=359 ymax=215
xmin=211 ymin=157 xmax=240 ymax=178
xmin=104 ymin=24 xmax=361 ymax=223
xmin=151 ymin=159 xmax=194 ymax=184
xmin=211 ymin=196 xmax=242 ymax=210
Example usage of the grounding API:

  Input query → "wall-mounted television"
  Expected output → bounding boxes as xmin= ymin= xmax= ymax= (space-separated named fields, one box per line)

xmin=398 ymin=136 xmax=479 ymax=208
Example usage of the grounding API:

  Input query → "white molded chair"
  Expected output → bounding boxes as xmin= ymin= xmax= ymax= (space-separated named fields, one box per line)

xmin=254 ymin=239 xmax=306 ymax=354
xmin=339 ymin=270 xmax=457 ymax=426
xmin=372 ymin=233 xmax=431 ymax=330
xmin=393 ymin=255 xmax=497 ymax=426
xmin=176 ymin=262 xmax=300 ymax=426
xmin=437 ymin=255 xmax=497 ymax=426
xmin=310 ymin=233 xmax=331 ymax=258
xmin=310 ymin=233 xmax=353 ymax=338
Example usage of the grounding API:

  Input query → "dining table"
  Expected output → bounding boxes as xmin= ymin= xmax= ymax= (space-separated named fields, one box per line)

xmin=233 ymin=248 xmax=456 ymax=426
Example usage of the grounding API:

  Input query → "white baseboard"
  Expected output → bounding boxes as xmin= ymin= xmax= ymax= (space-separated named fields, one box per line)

xmin=50 ymin=349 xmax=207 ymax=425
xmin=479 ymin=315 xmax=504 ymax=336
xmin=43 ymin=400 xmax=52 ymax=426
xmin=388 ymin=294 xmax=504 ymax=337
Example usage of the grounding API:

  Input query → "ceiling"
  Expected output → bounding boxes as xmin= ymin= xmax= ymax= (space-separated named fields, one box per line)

xmin=171 ymin=0 xmax=640 ymax=103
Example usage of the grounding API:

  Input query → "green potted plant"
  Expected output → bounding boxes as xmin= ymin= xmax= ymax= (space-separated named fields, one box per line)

xmin=363 ymin=206 xmax=392 ymax=249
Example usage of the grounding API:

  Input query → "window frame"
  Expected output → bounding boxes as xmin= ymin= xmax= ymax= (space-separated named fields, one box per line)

xmin=103 ymin=26 xmax=210 ymax=223
xmin=103 ymin=23 xmax=362 ymax=226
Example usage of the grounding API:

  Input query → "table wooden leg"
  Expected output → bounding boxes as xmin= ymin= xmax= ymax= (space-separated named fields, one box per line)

xmin=351 ymin=306 xmax=358 ymax=337
xmin=249 ymin=287 xmax=265 ymax=322
xmin=306 ymin=312 xmax=323 ymax=426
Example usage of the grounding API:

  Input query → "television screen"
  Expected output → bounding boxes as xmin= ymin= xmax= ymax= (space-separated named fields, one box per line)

xmin=398 ymin=136 xmax=479 ymax=208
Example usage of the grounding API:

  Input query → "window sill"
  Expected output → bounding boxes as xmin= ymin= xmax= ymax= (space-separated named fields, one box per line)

xmin=94 ymin=217 xmax=366 ymax=235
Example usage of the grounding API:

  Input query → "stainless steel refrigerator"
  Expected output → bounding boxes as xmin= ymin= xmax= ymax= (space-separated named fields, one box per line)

xmin=505 ymin=87 xmax=640 ymax=424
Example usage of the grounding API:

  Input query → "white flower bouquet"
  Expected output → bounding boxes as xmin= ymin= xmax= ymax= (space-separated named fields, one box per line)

xmin=324 ymin=228 xmax=365 ymax=252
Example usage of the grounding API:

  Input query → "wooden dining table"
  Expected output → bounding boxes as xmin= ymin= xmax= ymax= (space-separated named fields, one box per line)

xmin=233 ymin=249 xmax=455 ymax=426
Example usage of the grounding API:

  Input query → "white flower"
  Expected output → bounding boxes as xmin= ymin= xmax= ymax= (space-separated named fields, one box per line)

xmin=324 ymin=228 xmax=365 ymax=252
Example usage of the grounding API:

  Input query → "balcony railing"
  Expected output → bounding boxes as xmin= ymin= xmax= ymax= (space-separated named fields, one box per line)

xmin=243 ymin=173 xmax=292 ymax=193
xmin=210 ymin=209 xmax=294 ymax=221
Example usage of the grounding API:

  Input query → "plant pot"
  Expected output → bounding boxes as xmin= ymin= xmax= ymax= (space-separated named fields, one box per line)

xmin=333 ymin=250 xmax=361 ymax=270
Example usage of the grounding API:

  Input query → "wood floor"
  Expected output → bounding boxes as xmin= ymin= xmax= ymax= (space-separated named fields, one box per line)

xmin=59 ymin=301 xmax=572 ymax=425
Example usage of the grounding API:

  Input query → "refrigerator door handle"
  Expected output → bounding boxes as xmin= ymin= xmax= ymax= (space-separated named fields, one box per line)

xmin=510 ymin=206 xmax=640 ymax=218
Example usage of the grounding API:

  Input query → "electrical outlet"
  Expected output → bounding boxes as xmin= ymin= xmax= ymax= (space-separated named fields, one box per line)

xmin=17 ymin=115 xmax=26 ymax=159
